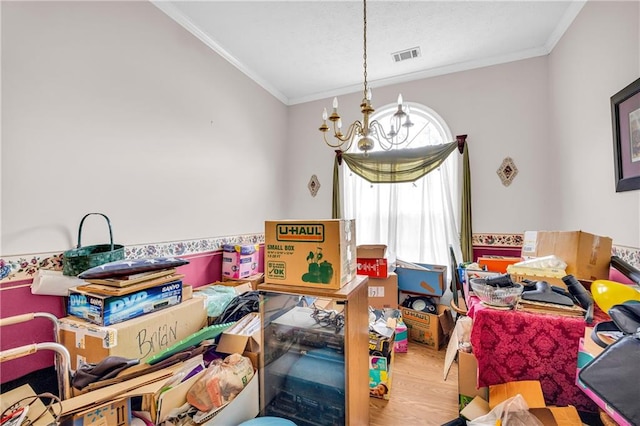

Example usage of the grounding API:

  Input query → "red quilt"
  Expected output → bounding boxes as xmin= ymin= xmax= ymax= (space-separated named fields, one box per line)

xmin=469 ymin=299 xmax=605 ymax=412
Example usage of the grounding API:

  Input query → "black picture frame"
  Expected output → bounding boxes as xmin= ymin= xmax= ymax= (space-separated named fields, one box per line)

xmin=612 ymin=77 xmax=640 ymax=192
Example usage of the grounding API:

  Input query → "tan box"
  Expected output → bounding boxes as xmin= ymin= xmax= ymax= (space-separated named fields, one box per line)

xmin=59 ymin=297 xmax=208 ymax=370
xmin=368 ymin=272 xmax=398 ymax=309
xmin=264 ymin=219 xmax=356 ymax=289
xmin=69 ymin=398 xmax=129 ymax=426
xmin=401 ymin=304 xmax=454 ymax=350
xmin=357 ymin=244 xmax=387 ymax=258
xmin=489 ymin=380 xmax=546 ymax=409
xmin=457 ymin=350 xmax=488 ymax=410
xmin=215 ymin=312 xmax=261 ymax=369
xmin=521 ymin=230 xmax=613 ymax=281
xmin=222 ymin=273 xmax=264 ymax=290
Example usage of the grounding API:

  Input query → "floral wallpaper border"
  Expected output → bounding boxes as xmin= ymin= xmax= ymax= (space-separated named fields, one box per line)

xmin=0 ymin=233 xmax=264 ymax=284
xmin=473 ymin=232 xmax=640 ymax=268
xmin=2 ymin=232 xmax=638 ymax=284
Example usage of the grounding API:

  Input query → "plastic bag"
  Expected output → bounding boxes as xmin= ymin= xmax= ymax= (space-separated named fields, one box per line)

xmin=186 ymin=353 xmax=254 ymax=412
xmin=467 ymin=394 xmax=543 ymax=426
xmin=197 ymin=285 xmax=237 ymax=317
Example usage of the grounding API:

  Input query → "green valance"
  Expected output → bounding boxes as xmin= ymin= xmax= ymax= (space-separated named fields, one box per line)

xmin=332 ymin=135 xmax=473 ymax=262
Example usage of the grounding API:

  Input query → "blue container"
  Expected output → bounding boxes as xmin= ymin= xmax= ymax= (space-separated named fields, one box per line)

xmin=396 ymin=263 xmax=447 ymax=296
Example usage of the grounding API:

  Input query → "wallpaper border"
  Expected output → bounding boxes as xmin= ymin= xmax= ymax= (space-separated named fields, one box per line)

xmin=0 ymin=233 xmax=264 ymax=284
xmin=2 ymin=232 xmax=638 ymax=284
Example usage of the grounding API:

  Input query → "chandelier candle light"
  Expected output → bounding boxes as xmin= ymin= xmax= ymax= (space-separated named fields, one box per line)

xmin=319 ymin=0 xmax=414 ymax=155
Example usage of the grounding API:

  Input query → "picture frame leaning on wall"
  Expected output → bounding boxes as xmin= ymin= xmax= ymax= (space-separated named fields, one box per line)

xmin=612 ymin=77 xmax=640 ymax=192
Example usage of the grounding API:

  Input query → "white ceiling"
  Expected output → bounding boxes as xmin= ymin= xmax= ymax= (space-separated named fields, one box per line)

xmin=152 ymin=0 xmax=586 ymax=105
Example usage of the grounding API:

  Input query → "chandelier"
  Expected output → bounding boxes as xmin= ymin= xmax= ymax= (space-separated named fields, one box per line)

xmin=319 ymin=0 xmax=414 ymax=154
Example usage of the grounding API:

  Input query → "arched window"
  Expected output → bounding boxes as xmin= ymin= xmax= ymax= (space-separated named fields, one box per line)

xmin=341 ymin=102 xmax=461 ymax=270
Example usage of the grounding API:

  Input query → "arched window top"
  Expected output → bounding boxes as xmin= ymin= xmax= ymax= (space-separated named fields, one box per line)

xmin=351 ymin=101 xmax=453 ymax=153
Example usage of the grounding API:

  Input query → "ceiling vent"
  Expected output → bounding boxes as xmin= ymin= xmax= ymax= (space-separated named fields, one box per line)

xmin=392 ymin=47 xmax=421 ymax=63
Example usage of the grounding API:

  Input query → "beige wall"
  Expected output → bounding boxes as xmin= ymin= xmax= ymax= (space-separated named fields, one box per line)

xmin=1 ymin=1 xmax=288 ymax=255
xmin=288 ymin=0 xmax=640 ymax=249
xmin=548 ymin=0 xmax=640 ymax=248
xmin=2 ymin=1 xmax=639 ymax=256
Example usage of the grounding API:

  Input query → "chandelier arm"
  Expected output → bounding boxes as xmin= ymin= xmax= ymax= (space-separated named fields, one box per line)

xmin=368 ymin=120 xmax=412 ymax=150
xmin=323 ymin=121 xmax=364 ymax=150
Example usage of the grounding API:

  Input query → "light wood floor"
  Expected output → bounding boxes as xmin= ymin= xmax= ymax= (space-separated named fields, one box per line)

xmin=369 ymin=341 xmax=460 ymax=426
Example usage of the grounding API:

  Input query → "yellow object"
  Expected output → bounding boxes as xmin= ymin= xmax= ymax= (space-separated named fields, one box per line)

xmin=591 ymin=280 xmax=640 ymax=313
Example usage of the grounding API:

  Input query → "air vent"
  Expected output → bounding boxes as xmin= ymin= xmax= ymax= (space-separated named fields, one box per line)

xmin=392 ymin=47 xmax=421 ymax=63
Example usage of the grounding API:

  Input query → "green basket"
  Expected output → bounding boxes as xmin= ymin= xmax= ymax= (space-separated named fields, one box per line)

xmin=62 ymin=213 xmax=125 ymax=276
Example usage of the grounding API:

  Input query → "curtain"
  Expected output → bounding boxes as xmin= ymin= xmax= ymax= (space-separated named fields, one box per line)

xmin=332 ymin=138 xmax=473 ymax=262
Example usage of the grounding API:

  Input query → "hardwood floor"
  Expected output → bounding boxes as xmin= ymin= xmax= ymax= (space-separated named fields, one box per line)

xmin=369 ymin=341 xmax=460 ymax=426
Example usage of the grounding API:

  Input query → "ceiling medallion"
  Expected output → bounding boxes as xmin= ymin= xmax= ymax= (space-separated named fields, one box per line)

xmin=497 ymin=157 xmax=518 ymax=187
xmin=308 ymin=174 xmax=321 ymax=197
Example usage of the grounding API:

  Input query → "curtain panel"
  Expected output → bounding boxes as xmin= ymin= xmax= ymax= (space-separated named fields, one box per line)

xmin=332 ymin=138 xmax=473 ymax=262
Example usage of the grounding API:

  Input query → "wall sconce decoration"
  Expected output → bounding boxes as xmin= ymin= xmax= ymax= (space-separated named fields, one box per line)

xmin=308 ymin=174 xmax=321 ymax=197
xmin=497 ymin=157 xmax=518 ymax=186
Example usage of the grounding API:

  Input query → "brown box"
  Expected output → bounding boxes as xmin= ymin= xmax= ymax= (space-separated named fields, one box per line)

xmin=215 ymin=312 xmax=261 ymax=369
xmin=68 ymin=398 xmax=129 ymax=426
xmin=357 ymin=244 xmax=387 ymax=258
xmin=222 ymin=273 xmax=264 ymax=290
xmin=264 ymin=219 xmax=356 ymax=289
xmin=367 ymin=272 xmax=398 ymax=309
xmin=400 ymin=304 xmax=454 ymax=350
xmin=59 ymin=297 xmax=208 ymax=370
xmin=457 ymin=350 xmax=488 ymax=410
xmin=521 ymin=230 xmax=613 ymax=281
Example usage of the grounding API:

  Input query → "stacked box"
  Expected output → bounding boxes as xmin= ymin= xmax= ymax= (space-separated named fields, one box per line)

xmin=367 ymin=272 xmax=398 ymax=309
xmin=67 ymin=280 xmax=183 ymax=326
xmin=458 ymin=350 xmax=488 ymax=410
xmin=222 ymin=244 xmax=260 ymax=279
xmin=59 ymin=297 xmax=207 ymax=369
xmin=264 ymin=219 xmax=356 ymax=290
xmin=396 ymin=263 xmax=447 ymax=296
xmin=369 ymin=330 xmax=395 ymax=400
xmin=357 ymin=244 xmax=388 ymax=278
xmin=401 ymin=304 xmax=454 ymax=350
xmin=521 ymin=230 xmax=613 ymax=281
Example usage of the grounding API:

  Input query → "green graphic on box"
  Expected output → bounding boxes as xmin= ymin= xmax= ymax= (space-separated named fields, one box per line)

xmin=302 ymin=248 xmax=334 ymax=284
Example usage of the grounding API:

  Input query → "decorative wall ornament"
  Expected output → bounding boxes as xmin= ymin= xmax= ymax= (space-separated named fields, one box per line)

xmin=497 ymin=157 xmax=518 ymax=186
xmin=308 ymin=174 xmax=321 ymax=197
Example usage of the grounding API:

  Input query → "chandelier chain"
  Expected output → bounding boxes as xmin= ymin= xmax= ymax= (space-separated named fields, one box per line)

xmin=318 ymin=0 xmax=414 ymax=154
xmin=363 ymin=0 xmax=368 ymax=100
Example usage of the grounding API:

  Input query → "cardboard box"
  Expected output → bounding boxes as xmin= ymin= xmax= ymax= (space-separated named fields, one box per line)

xmin=222 ymin=273 xmax=264 ymax=290
xmin=477 ymin=256 xmax=522 ymax=273
xmin=400 ymin=304 xmax=454 ymax=349
xmin=396 ymin=263 xmax=447 ymax=296
xmin=457 ymin=350 xmax=488 ymax=410
xmin=215 ymin=312 xmax=261 ymax=369
xmin=461 ymin=380 xmax=582 ymax=426
xmin=59 ymin=297 xmax=208 ymax=370
xmin=369 ymin=353 xmax=393 ymax=400
xmin=398 ymin=291 xmax=439 ymax=311
xmin=67 ymin=280 xmax=183 ymax=326
xmin=521 ymin=230 xmax=613 ymax=281
xmin=264 ymin=219 xmax=356 ymax=289
xmin=357 ymin=258 xmax=388 ymax=278
xmin=222 ymin=244 xmax=260 ymax=279
xmin=357 ymin=244 xmax=387 ymax=258
xmin=369 ymin=327 xmax=394 ymax=400
xmin=64 ymin=398 xmax=130 ymax=426
xmin=367 ymin=272 xmax=398 ymax=309
xmin=489 ymin=380 xmax=546 ymax=409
